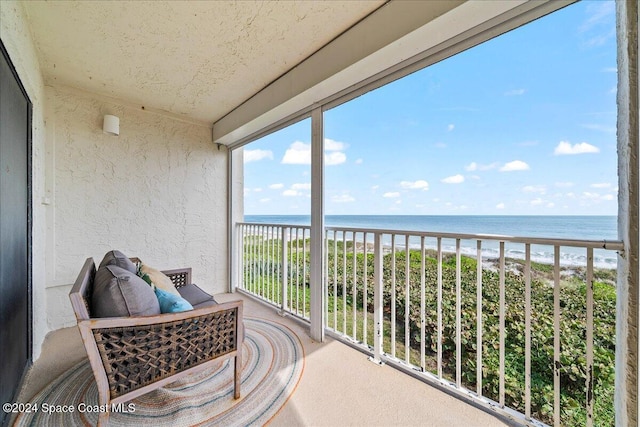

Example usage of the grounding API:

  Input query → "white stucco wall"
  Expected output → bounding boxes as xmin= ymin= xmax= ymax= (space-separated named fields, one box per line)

xmin=0 ymin=0 xmax=48 ymax=359
xmin=45 ymin=85 xmax=228 ymax=330
xmin=1 ymin=0 xmax=230 ymax=358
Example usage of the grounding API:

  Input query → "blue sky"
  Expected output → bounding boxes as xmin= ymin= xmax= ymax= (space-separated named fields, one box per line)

xmin=243 ymin=1 xmax=617 ymax=216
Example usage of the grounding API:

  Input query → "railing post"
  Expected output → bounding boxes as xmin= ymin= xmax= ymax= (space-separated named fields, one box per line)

xmin=585 ymin=247 xmax=594 ymax=427
xmin=369 ymin=232 xmax=384 ymax=365
xmin=280 ymin=227 xmax=289 ymax=314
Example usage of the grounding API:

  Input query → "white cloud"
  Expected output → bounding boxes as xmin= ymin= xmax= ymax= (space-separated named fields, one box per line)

xmin=244 ymin=149 xmax=273 ymax=163
xmin=371 ymin=185 xmax=380 ymax=191
xmin=325 ymin=138 xmax=347 ymax=151
xmin=581 ymin=1 xmax=615 ymax=32
xmin=447 ymin=124 xmax=455 ymax=131
xmin=505 ymin=89 xmax=526 ymax=96
xmin=522 ymin=185 xmax=546 ymax=194
xmin=582 ymin=192 xmax=615 ymax=203
xmin=282 ymin=190 xmax=299 ymax=197
xmin=500 ymin=160 xmax=530 ymax=172
xmin=325 ymin=151 xmax=347 ymax=165
xmin=281 ymin=139 xmax=348 ymax=165
xmin=466 ymin=161 xmax=499 ymax=171
xmin=530 ymin=198 xmax=544 ymax=206
xmin=291 ymin=183 xmax=311 ymax=191
xmin=332 ymin=193 xmax=355 ymax=203
xmin=259 ymin=198 xmax=270 ymax=203
xmin=269 ymin=183 xmax=284 ymax=190
xmin=282 ymin=141 xmax=310 ymax=164
xmin=554 ymin=141 xmax=600 ymax=155
xmin=591 ymin=183 xmax=611 ymax=189
xmin=383 ymin=192 xmax=401 ymax=198
xmin=496 ymin=203 xmax=505 ymax=209
xmin=441 ymin=174 xmax=465 ymax=184
xmin=355 ymin=158 xmax=363 ymax=165
xmin=581 ymin=124 xmax=615 ymax=133
xmin=400 ymin=180 xmax=429 ymax=190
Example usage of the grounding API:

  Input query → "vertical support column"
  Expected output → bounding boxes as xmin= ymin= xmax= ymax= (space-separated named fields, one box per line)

xmin=370 ymin=232 xmax=384 ymax=365
xmin=229 ymin=146 xmax=246 ymax=293
xmin=616 ymin=1 xmax=639 ymax=425
xmin=309 ymin=107 xmax=325 ymax=342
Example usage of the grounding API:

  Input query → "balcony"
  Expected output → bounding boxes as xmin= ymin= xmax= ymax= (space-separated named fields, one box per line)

xmin=237 ymin=222 xmax=623 ymax=427
xmin=2 ymin=1 xmax=637 ymax=427
xmin=10 ymin=222 xmax=622 ymax=427
xmin=17 ymin=289 xmax=512 ymax=426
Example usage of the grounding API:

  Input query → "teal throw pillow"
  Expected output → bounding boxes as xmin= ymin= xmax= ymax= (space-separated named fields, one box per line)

xmin=154 ymin=287 xmax=194 ymax=313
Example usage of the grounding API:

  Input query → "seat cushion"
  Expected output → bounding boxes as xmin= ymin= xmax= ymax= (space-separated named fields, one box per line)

xmin=192 ymin=300 xmax=219 ymax=310
xmin=98 ymin=250 xmax=137 ymax=274
xmin=177 ymin=283 xmax=217 ymax=306
xmin=92 ymin=265 xmax=161 ymax=318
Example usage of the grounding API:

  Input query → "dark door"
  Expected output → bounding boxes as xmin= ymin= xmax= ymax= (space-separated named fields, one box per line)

xmin=0 ymin=41 xmax=32 ymax=427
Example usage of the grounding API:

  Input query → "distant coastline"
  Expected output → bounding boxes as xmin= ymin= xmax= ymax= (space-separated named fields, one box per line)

xmin=244 ymin=214 xmax=617 ymax=238
xmin=243 ymin=214 xmax=619 ymax=269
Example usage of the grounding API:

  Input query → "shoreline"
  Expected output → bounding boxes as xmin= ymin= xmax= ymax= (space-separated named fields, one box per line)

xmin=339 ymin=240 xmax=618 ymax=272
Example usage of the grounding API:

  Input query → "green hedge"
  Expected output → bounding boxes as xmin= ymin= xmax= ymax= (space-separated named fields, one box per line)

xmin=244 ymin=238 xmax=615 ymax=426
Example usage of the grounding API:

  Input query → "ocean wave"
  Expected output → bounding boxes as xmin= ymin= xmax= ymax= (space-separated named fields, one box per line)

xmin=393 ymin=240 xmax=617 ymax=269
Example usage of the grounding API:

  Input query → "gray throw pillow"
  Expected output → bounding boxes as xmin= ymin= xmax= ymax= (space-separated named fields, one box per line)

xmin=92 ymin=265 xmax=161 ymax=318
xmin=177 ymin=283 xmax=217 ymax=306
xmin=98 ymin=250 xmax=137 ymax=274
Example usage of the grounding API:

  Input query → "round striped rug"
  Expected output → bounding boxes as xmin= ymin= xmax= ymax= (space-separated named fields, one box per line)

xmin=15 ymin=317 xmax=304 ymax=427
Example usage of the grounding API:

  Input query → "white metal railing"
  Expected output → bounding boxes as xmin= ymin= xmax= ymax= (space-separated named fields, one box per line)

xmin=238 ymin=222 xmax=311 ymax=319
xmin=237 ymin=222 xmax=623 ymax=427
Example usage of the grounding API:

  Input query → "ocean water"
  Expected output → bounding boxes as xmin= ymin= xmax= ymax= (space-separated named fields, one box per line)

xmin=244 ymin=215 xmax=619 ymax=269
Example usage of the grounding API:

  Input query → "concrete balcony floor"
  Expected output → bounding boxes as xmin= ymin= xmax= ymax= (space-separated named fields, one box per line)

xmin=18 ymin=293 xmax=509 ymax=426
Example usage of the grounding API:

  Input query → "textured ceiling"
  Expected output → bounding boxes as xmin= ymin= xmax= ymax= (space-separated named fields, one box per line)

xmin=22 ymin=1 xmax=385 ymax=124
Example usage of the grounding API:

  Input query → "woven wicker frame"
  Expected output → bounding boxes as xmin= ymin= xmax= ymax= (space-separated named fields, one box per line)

xmin=69 ymin=258 xmax=243 ymax=426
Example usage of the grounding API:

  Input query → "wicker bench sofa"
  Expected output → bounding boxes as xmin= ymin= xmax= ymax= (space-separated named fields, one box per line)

xmin=69 ymin=251 xmax=243 ymax=426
